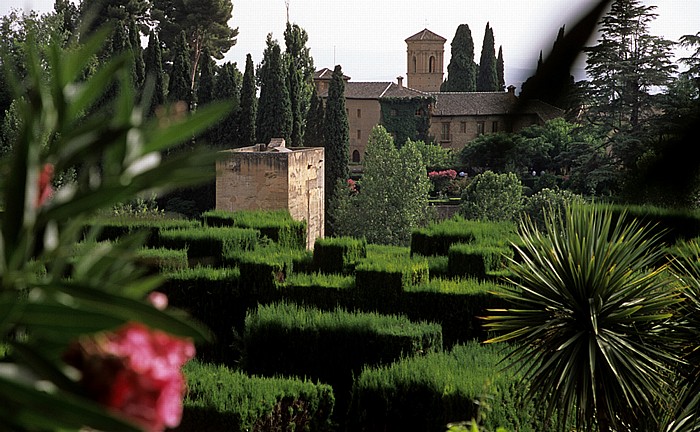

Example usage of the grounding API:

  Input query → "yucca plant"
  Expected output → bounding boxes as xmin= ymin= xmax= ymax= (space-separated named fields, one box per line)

xmin=666 ymin=240 xmax=700 ymax=432
xmin=483 ymin=204 xmax=681 ymax=432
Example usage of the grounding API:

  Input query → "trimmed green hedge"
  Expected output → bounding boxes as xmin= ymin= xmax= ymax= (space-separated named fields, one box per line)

xmin=605 ymin=203 xmax=700 ymax=245
xmin=355 ymin=255 xmax=429 ymax=312
xmin=242 ymin=302 xmax=442 ymax=420
xmin=83 ymin=217 xmax=200 ymax=247
xmin=447 ymin=243 xmax=513 ymax=279
xmin=411 ymin=217 xmax=517 ymax=256
xmin=135 ymin=247 xmax=188 ymax=274
xmin=202 ymin=209 xmax=307 ymax=250
xmin=225 ymin=245 xmax=312 ymax=302
xmin=313 ymin=236 xmax=367 ymax=274
xmin=280 ymin=272 xmax=356 ymax=311
xmin=349 ymin=342 xmax=546 ymax=432
xmin=403 ymin=278 xmax=510 ymax=346
xmin=160 ymin=266 xmax=243 ymax=364
xmin=159 ymin=226 xmax=259 ymax=265
xmin=178 ymin=360 xmax=334 ymax=432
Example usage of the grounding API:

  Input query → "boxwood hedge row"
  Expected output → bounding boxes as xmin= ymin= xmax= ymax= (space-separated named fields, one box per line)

xmin=178 ymin=360 xmax=335 ymax=432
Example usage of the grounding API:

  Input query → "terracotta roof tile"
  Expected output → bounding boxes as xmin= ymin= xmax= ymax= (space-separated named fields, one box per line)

xmin=313 ymin=68 xmax=351 ymax=81
xmin=320 ymin=82 xmax=429 ymax=99
xmin=405 ymin=28 xmax=447 ymax=42
xmin=430 ymin=92 xmax=564 ymax=121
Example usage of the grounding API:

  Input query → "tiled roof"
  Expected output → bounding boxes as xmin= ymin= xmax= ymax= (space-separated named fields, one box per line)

xmin=430 ymin=92 xmax=564 ymax=121
xmin=320 ymin=82 xmax=429 ymax=99
xmin=313 ymin=68 xmax=350 ymax=81
xmin=405 ymin=28 xmax=447 ymax=42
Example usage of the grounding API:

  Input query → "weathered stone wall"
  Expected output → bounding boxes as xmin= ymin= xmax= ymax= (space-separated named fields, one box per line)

xmin=286 ymin=148 xmax=325 ymax=249
xmin=215 ymin=146 xmax=324 ymax=249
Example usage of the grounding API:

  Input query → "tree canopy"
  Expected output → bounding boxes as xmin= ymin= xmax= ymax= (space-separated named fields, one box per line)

xmin=441 ymin=24 xmax=477 ymax=92
xmin=324 ymin=65 xmax=350 ymax=235
xmin=476 ymin=22 xmax=498 ymax=92
xmin=256 ymin=34 xmax=292 ymax=145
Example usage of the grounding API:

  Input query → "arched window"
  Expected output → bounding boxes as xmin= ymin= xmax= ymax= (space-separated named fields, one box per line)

xmin=412 ymin=56 xmax=417 ymax=73
xmin=352 ymin=150 xmax=361 ymax=163
xmin=429 ymin=56 xmax=436 ymax=73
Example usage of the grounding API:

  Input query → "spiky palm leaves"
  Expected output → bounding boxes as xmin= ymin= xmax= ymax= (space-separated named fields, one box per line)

xmin=484 ymin=205 xmax=680 ymax=432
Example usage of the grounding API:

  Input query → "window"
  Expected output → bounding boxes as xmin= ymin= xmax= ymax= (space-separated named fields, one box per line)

xmin=346 ymin=108 xmax=349 ymax=116
xmin=415 ymin=108 xmax=424 ymax=116
xmin=492 ymin=121 xmax=498 ymax=133
xmin=477 ymin=121 xmax=485 ymax=136
xmin=352 ymin=150 xmax=361 ymax=163
xmin=357 ymin=109 xmax=362 ymax=118
xmin=412 ymin=56 xmax=417 ymax=73
xmin=390 ymin=108 xmax=398 ymax=116
xmin=440 ymin=122 xmax=451 ymax=142
xmin=429 ymin=56 xmax=436 ymax=73
xmin=460 ymin=122 xmax=467 ymax=133
xmin=357 ymin=129 xmax=362 ymax=140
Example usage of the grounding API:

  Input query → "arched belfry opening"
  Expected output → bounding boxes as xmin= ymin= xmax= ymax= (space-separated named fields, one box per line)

xmin=405 ymin=28 xmax=445 ymax=92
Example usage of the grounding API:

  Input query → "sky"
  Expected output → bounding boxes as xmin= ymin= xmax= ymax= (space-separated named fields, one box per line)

xmin=2 ymin=0 xmax=699 ymax=90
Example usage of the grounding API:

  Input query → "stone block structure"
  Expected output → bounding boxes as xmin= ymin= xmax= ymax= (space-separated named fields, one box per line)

xmin=215 ymin=139 xmax=324 ymax=249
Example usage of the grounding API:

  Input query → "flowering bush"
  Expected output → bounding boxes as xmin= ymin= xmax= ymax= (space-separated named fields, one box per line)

xmin=428 ymin=169 xmax=459 ymax=197
xmin=0 ymin=29 xmax=226 ymax=431
xmin=64 ymin=322 xmax=195 ymax=432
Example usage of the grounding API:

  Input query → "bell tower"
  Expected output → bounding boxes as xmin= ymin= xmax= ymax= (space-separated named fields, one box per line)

xmin=405 ymin=28 xmax=446 ymax=92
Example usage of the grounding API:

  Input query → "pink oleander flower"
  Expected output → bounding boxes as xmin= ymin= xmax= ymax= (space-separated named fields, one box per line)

xmin=36 ymin=163 xmax=54 ymax=207
xmin=64 ymin=322 xmax=195 ymax=432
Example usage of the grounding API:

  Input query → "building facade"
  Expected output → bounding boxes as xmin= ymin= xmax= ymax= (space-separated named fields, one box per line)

xmin=405 ymin=29 xmax=446 ymax=93
xmin=215 ymin=139 xmax=324 ymax=249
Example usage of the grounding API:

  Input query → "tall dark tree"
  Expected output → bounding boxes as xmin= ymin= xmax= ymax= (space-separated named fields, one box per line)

xmin=196 ymin=46 xmax=216 ymax=108
xmin=144 ymin=30 xmax=166 ymax=115
xmin=476 ymin=22 xmax=498 ymax=91
xmin=152 ymin=0 xmax=239 ymax=90
xmin=168 ymin=30 xmax=192 ymax=108
xmin=213 ymin=61 xmax=242 ymax=148
xmin=236 ymin=53 xmax=257 ymax=147
xmin=324 ymin=65 xmax=350 ymax=234
xmin=441 ymin=24 xmax=477 ymax=92
xmin=284 ymin=22 xmax=314 ymax=147
xmin=78 ymin=0 xmax=150 ymax=37
xmin=54 ymin=0 xmax=78 ymax=44
xmin=128 ymin=19 xmax=144 ymax=89
xmin=497 ymin=45 xmax=505 ymax=91
xmin=256 ymin=34 xmax=292 ymax=145
xmin=584 ymin=0 xmax=676 ymax=135
xmin=304 ymin=86 xmax=325 ymax=147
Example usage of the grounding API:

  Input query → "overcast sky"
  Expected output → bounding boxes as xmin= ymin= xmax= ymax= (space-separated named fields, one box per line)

xmin=2 ymin=0 xmax=699 ymax=89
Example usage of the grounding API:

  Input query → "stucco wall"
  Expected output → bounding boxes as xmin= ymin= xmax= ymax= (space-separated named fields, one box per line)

xmin=346 ymin=99 xmax=381 ymax=163
xmin=215 ymin=147 xmax=325 ymax=249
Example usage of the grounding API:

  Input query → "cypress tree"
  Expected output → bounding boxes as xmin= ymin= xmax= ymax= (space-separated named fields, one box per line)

xmin=284 ymin=22 xmax=315 ymax=147
xmin=324 ymin=65 xmax=350 ymax=235
xmin=497 ymin=45 xmax=505 ymax=91
xmin=168 ymin=30 xmax=192 ymax=108
xmin=256 ymin=34 xmax=292 ymax=145
xmin=129 ymin=19 xmax=145 ymax=90
xmin=144 ymin=30 xmax=166 ymax=115
xmin=213 ymin=61 xmax=242 ymax=148
xmin=441 ymin=24 xmax=477 ymax=92
xmin=476 ymin=23 xmax=498 ymax=92
xmin=196 ymin=46 xmax=216 ymax=108
xmin=304 ymin=86 xmax=325 ymax=147
xmin=237 ymin=53 xmax=257 ymax=147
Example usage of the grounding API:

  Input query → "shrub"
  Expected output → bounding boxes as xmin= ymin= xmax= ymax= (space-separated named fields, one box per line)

xmin=523 ymin=188 xmax=584 ymax=230
xmin=403 ymin=278 xmax=510 ymax=345
xmin=460 ymin=171 xmax=523 ymax=222
xmin=447 ymin=243 xmax=513 ymax=279
xmin=202 ymin=209 xmax=307 ymax=249
xmin=160 ymin=266 xmax=243 ymax=364
xmin=159 ymin=226 xmax=259 ymax=265
xmin=242 ymin=302 xmax=442 ymax=421
xmin=349 ymin=342 xmax=543 ymax=432
xmin=83 ymin=217 xmax=201 ymax=247
xmin=280 ymin=272 xmax=356 ymax=311
xmin=355 ymin=254 xmax=429 ymax=312
xmin=179 ymin=360 xmax=335 ymax=432
xmin=411 ymin=217 xmax=517 ymax=256
xmin=313 ymin=236 xmax=367 ymax=274
xmin=135 ymin=247 xmax=188 ymax=274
